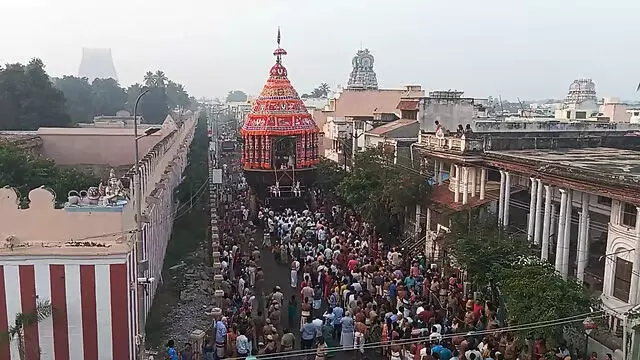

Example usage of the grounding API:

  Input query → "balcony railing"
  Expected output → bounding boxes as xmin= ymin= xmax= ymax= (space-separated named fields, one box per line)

xmin=419 ymin=133 xmax=484 ymax=153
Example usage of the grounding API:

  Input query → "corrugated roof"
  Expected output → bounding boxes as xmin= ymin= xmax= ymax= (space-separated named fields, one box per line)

xmin=367 ymin=119 xmax=417 ymax=136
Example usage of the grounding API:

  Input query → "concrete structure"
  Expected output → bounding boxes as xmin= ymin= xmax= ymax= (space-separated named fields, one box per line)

xmin=78 ymin=48 xmax=118 ymax=82
xmin=411 ymin=123 xmax=640 ymax=359
xmin=318 ymin=85 xmax=424 ymax=159
xmin=37 ymin=115 xmax=179 ymax=167
xmin=414 ymin=90 xmax=489 ymax=134
xmin=0 ymin=113 xmax=197 ymax=360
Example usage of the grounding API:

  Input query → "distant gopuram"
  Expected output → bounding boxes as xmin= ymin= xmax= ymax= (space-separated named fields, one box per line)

xmin=78 ymin=47 xmax=118 ymax=82
xmin=346 ymin=49 xmax=378 ymax=90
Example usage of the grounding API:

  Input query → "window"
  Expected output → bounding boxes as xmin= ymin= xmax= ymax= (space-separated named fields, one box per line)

xmin=597 ymin=196 xmax=612 ymax=207
xmin=613 ymin=257 xmax=632 ymax=302
xmin=621 ymin=202 xmax=637 ymax=228
xmin=575 ymin=111 xmax=587 ymax=119
xmin=566 ymin=111 xmax=571 ymax=118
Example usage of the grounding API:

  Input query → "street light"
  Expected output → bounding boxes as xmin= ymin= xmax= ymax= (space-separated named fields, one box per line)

xmin=133 ymin=87 xmax=151 ymax=359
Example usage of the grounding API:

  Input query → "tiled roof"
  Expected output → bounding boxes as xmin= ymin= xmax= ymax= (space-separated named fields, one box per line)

xmin=368 ymin=119 xmax=418 ymax=136
xmin=397 ymin=99 xmax=419 ymax=111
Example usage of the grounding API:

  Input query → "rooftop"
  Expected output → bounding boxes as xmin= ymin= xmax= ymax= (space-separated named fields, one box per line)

xmin=367 ymin=119 xmax=418 ymax=136
xmin=486 ymin=147 xmax=640 ymax=185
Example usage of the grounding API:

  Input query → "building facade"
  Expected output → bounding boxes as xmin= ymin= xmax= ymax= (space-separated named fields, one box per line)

xmin=0 ymin=113 xmax=197 ymax=360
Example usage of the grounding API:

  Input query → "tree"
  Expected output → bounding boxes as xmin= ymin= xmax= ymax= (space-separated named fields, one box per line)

xmin=166 ymin=80 xmax=191 ymax=109
xmin=0 ymin=145 xmax=99 ymax=207
xmin=500 ymin=257 xmax=594 ymax=340
xmin=225 ymin=90 xmax=248 ymax=102
xmin=2 ymin=299 xmax=52 ymax=360
xmin=0 ymin=59 xmax=71 ymax=130
xmin=53 ymin=76 xmax=95 ymax=123
xmin=443 ymin=209 xmax=531 ymax=291
xmin=125 ymin=83 xmax=143 ymax=113
xmin=143 ymin=71 xmax=155 ymax=87
xmin=335 ymin=148 xmax=429 ymax=236
xmin=315 ymin=157 xmax=346 ymax=194
xmin=91 ymin=78 xmax=127 ymax=116
xmin=303 ymin=83 xmax=331 ymax=98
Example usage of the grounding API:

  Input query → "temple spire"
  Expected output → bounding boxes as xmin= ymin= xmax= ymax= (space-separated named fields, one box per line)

xmin=273 ymin=27 xmax=287 ymax=64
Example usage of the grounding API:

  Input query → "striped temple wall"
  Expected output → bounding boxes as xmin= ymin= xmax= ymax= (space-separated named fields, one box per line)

xmin=0 ymin=255 xmax=135 ymax=360
xmin=0 ymin=114 xmax=197 ymax=360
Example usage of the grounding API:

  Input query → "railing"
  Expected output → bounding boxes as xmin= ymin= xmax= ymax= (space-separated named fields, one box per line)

xmin=419 ymin=133 xmax=483 ymax=153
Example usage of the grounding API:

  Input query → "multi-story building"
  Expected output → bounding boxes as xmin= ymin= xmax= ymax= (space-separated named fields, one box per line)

xmin=410 ymin=118 xmax=640 ymax=359
xmin=0 ymin=113 xmax=197 ymax=360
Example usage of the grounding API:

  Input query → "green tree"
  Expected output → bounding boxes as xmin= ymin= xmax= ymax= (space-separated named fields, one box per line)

xmin=2 ymin=299 xmax=52 ymax=360
xmin=125 ymin=83 xmax=143 ymax=113
xmin=315 ymin=157 xmax=346 ymax=194
xmin=225 ymin=90 xmax=248 ymax=102
xmin=91 ymin=78 xmax=127 ymax=116
xmin=53 ymin=76 xmax=95 ymax=123
xmin=0 ymin=145 xmax=99 ymax=207
xmin=136 ymin=70 xmax=170 ymax=124
xmin=166 ymin=80 xmax=191 ymax=109
xmin=443 ymin=210 xmax=531 ymax=291
xmin=0 ymin=59 xmax=71 ymax=130
xmin=500 ymin=257 xmax=594 ymax=340
xmin=335 ymin=148 xmax=428 ymax=236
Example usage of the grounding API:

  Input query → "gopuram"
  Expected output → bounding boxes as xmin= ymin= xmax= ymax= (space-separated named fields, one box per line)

xmin=240 ymin=30 xmax=320 ymax=213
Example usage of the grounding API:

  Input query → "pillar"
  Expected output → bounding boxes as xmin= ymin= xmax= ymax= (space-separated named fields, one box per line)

xmin=498 ymin=170 xmax=506 ymax=224
xmin=555 ymin=189 xmax=567 ymax=274
xmin=454 ymin=165 xmax=460 ymax=203
xmin=503 ymin=172 xmax=511 ymax=226
xmin=438 ymin=161 xmax=444 ymax=185
xmin=415 ymin=204 xmax=422 ymax=236
xmin=425 ymin=207 xmax=432 ymax=257
xmin=471 ymin=167 xmax=477 ymax=198
xmin=462 ymin=167 xmax=469 ymax=205
xmin=577 ymin=192 xmax=589 ymax=282
xmin=534 ymin=179 xmax=544 ymax=246
xmin=630 ymin=207 xmax=640 ymax=304
xmin=479 ymin=168 xmax=487 ymax=200
xmin=562 ymin=190 xmax=572 ymax=279
xmin=527 ymin=177 xmax=537 ymax=242
xmin=541 ymin=185 xmax=552 ymax=261
xmin=433 ymin=159 xmax=438 ymax=179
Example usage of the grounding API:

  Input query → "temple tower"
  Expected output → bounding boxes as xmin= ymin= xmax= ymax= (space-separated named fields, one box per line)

xmin=78 ymin=48 xmax=118 ymax=82
xmin=347 ymin=49 xmax=378 ymax=90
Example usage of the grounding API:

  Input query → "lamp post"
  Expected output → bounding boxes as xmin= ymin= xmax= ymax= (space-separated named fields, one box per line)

xmin=133 ymin=88 xmax=151 ymax=360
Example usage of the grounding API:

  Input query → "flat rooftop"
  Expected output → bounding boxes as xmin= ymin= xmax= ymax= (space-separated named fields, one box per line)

xmin=486 ymin=147 xmax=640 ymax=187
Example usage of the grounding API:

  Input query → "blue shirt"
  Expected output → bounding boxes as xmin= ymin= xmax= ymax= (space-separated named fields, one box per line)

xmin=389 ymin=283 xmax=397 ymax=297
xmin=301 ymin=323 xmax=317 ymax=340
xmin=215 ymin=321 xmax=227 ymax=343
xmin=236 ymin=335 xmax=250 ymax=354
xmin=332 ymin=307 xmax=344 ymax=326
xmin=167 ymin=347 xmax=179 ymax=360
xmin=440 ymin=348 xmax=453 ymax=360
xmin=341 ymin=316 xmax=354 ymax=333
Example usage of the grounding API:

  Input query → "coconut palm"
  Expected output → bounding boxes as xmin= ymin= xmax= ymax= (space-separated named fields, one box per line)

xmin=154 ymin=70 xmax=167 ymax=88
xmin=143 ymin=71 xmax=155 ymax=87
xmin=2 ymin=299 xmax=53 ymax=360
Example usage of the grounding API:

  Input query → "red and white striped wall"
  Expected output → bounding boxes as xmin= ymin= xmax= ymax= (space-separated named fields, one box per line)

xmin=0 ymin=254 xmax=137 ymax=360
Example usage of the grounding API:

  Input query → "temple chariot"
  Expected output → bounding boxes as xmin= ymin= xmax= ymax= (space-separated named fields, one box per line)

xmin=240 ymin=30 xmax=320 ymax=212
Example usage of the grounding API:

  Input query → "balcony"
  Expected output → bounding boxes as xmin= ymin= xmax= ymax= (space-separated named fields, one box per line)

xmin=418 ymin=133 xmax=484 ymax=154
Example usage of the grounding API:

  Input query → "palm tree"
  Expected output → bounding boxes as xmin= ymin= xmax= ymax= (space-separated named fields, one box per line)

xmin=154 ymin=70 xmax=167 ymax=88
xmin=143 ymin=71 xmax=155 ymax=87
xmin=319 ymin=83 xmax=330 ymax=96
xmin=3 ymin=299 xmax=53 ymax=360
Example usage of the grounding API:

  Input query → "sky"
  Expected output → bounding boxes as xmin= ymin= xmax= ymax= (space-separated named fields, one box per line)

xmin=2 ymin=0 xmax=639 ymax=101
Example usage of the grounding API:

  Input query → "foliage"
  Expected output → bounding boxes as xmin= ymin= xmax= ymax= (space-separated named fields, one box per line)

xmin=53 ymin=75 xmax=95 ymax=123
xmin=0 ymin=145 xmax=99 ymax=207
xmin=2 ymin=299 xmax=53 ymax=360
xmin=443 ymin=209 xmax=531 ymax=289
xmin=166 ymin=80 xmax=191 ymax=109
xmin=444 ymin=210 xmax=595 ymax=341
xmin=333 ymin=148 xmax=429 ymax=236
xmin=90 ymin=78 xmax=127 ymax=116
xmin=225 ymin=90 xmax=248 ymax=102
xmin=315 ymin=157 xmax=346 ymax=194
xmin=139 ymin=70 xmax=170 ymax=124
xmin=0 ymin=59 xmax=71 ymax=130
xmin=302 ymin=83 xmax=330 ymax=98
xmin=500 ymin=257 xmax=594 ymax=340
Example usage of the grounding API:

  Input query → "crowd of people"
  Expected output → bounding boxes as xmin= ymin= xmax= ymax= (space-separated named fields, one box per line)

xmin=167 ymin=150 xmax=592 ymax=360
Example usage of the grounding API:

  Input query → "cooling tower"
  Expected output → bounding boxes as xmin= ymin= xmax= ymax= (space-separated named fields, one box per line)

xmin=78 ymin=48 xmax=118 ymax=82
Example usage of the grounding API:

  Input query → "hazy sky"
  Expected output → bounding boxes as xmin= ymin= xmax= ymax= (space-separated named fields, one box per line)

xmin=2 ymin=0 xmax=639 ymax=101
